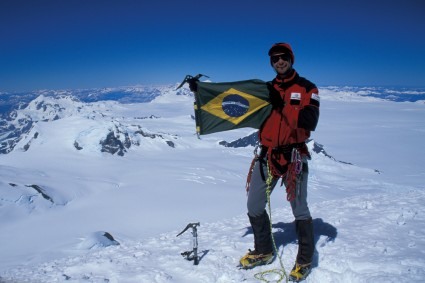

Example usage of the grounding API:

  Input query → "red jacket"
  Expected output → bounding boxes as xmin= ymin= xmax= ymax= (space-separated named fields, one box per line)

xmin=260 ymin=70 xmax=319 ymax=148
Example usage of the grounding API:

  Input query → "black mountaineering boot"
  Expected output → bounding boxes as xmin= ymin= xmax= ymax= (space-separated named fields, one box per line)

xmin=289 ymin=217 xmax=314 ymax=281
xmin=289 ymin=262 xmax=312 ymax=282
xmin=239 ymin=210 xmax=274 ymax=269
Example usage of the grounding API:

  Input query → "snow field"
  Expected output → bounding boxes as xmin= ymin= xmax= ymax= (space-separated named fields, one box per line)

xmin=2 ymin=188 xmax=424 ymax=282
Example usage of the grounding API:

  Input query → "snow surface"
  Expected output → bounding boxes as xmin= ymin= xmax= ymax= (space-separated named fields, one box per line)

xmin=0 ymin=85 xmax=425 ymax=282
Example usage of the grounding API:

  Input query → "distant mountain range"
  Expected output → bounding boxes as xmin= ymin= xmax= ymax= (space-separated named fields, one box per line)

xmin=322 ymin=86 xmax=425 ymax=102
xmin=0 ymin=85 xmax=189 ymax=117
xmin=2 ymin=85 xmax=424 ymax=117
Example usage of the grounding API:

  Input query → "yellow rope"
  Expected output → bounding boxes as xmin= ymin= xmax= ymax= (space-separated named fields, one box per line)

xmin=253 ymin=164 xmax=289 ymax=283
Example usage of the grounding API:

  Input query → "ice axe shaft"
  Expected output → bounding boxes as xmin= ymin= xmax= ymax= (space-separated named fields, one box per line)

xmin=176 ymin=222 xmax=200 ymax=265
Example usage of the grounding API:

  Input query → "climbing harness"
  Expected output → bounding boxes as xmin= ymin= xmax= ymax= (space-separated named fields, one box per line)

xmin=176 ymin=222 xmax=200 ymax=265
xmin=291 ymin=148 xmax=303 ymax=175
xmin=247 ymin=144 xmax=303 ymax=201
xmin=253 ymin=163 xmax=289 ymax=283
xmin=285 ymin=148 xmax=303 ymax=201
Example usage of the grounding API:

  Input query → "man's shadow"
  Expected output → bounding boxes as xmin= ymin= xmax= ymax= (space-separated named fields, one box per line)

xmin=242 ymin=218 xmax=337 ymax=267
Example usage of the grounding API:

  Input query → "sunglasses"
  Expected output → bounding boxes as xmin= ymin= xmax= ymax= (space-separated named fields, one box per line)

xmin=271 ymin=54 xmax=291 ymax=63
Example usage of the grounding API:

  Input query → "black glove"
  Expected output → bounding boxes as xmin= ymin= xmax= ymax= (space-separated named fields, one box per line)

xmin=267 ymin=83 xmax=284 ymax=110
xmin=188 ymin=78 xmax=199 ymax=92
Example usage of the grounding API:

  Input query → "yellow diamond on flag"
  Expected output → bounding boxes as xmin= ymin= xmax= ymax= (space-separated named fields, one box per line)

xmin=201 ymin=88 xmax=269 ymax=125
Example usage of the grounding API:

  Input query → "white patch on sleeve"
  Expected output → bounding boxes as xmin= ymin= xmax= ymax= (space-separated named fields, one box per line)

xmin=311 ymin=93 xmax=320 ymax=102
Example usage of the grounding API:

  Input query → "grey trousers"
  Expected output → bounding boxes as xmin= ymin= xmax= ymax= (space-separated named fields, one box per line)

xmin=247 ymin=155 xmax=311 ymax=220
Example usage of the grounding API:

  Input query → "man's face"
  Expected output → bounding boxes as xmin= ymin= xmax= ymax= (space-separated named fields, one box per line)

xmin=270 ymin=52 xmax=292 ymax=77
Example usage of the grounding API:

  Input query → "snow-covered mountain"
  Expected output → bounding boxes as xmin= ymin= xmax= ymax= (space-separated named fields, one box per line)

xmin=0 ymin=84 xmax=424 ymax=282
xmin=0 ymin=85 xmax=192 ymax=154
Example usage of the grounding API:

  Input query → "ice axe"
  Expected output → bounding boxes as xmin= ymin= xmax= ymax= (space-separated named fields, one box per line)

xmin=176 ymin=222 xmax=200 ymax=265
xmin=175 ymin=74 xmax=209 ymax=91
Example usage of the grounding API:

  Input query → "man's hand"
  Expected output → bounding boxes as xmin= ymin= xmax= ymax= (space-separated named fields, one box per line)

xmin=267 ymin=83 xmax=284 ymax=110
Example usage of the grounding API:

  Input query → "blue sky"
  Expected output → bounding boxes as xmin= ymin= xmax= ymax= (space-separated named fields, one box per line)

xmin=1 ymin=0 xmax=424 ymax=92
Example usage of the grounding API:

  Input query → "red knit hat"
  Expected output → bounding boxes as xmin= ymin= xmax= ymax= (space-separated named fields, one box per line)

xmin=268 ymin=43 xmax=295 ymax=64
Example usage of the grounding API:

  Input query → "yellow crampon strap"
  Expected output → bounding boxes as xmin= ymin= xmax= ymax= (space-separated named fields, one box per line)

xmin=253 ymin=163 xmax=289 ymax=283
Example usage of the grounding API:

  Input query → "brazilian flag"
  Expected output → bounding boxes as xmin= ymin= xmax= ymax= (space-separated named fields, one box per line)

xmin=194 ymin=79 xmax=272 ymax=135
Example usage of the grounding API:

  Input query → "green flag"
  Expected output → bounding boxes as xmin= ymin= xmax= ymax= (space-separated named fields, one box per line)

xmin=194 ymin=79 xmax=272 ymax=135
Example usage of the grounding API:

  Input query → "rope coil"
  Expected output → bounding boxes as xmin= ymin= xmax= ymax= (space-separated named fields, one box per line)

xmin=253 ymin=163 xmax=289 ymax=283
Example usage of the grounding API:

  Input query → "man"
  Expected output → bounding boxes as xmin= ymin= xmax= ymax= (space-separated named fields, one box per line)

xmin=239 ymin=43 xmax=320 ymax=282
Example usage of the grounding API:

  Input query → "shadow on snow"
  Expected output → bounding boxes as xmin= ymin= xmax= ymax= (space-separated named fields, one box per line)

xmin=242 ymin=218 xmax=337 ymax=268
